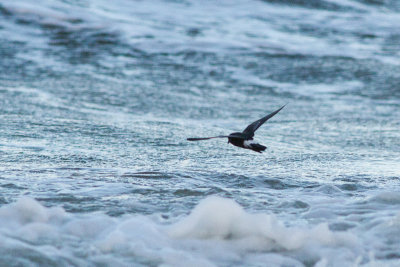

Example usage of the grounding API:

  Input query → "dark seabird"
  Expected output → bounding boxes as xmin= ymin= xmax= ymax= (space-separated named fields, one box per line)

xmin=187 ymin=105 xmax=286 ymax=153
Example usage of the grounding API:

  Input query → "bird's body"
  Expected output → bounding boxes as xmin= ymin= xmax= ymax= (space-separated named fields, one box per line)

xmin=187 ymin=105 xmax=286 ymax=153
xmin=226 ymin=132 xmax=266 ymax=153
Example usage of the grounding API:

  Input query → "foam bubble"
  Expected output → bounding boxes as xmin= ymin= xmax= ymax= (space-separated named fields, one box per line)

xmin=168 ymin=196 xmax=358 ymax=252
xmin=0 ymin=196 xmax=67 ymax=228
xmin=371 ymin=192 xmax=400 ymax=205
xmin=0 ymin=196 xmax=397 ymax=266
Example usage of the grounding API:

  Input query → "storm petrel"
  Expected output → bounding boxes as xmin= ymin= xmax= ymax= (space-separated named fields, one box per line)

xmin=187 ymin=105 xmax=286 ymax=153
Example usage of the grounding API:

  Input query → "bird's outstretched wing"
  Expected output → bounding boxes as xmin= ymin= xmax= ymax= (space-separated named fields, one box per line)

xmin=187 ymin=135 xmax=229 ymax=141
xmin=242 ymin=104 xmax=286 ymax=139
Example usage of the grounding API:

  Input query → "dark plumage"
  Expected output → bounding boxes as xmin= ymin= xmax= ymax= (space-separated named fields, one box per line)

xmin=187 ymin=105 xmax=286 ymax=153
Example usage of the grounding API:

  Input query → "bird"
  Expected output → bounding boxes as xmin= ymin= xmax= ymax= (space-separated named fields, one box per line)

xmin=187 ymin=104 xmax=286 ymax=153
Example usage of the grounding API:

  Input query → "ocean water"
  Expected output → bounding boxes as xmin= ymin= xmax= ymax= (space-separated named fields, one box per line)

xmin=1 ymin=0 xmax=400 ymax=266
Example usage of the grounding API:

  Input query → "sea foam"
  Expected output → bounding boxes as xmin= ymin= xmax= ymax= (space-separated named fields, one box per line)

xmin=0 ymin=196 xmax=397 ymax=266
xmin=168 ymin=196 xmax=358 ymax=251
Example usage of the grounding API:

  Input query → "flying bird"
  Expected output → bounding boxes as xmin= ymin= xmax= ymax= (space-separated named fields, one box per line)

xmin=187 ymin=105 xmax=286 ymax=153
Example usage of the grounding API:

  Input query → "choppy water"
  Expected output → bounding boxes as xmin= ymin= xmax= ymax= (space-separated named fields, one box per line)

xmin=1 ymin=0 xmax=400 ymax=266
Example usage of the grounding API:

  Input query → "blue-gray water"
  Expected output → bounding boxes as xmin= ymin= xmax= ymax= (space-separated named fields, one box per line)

xmin=1 ymin=0 xmax=400 ymax=266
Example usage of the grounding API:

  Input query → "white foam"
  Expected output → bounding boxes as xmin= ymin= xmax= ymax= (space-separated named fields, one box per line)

xmin=168 ymin=196 xmax=357 ymax=251
xmin=0 ymin=196 xmax=398 ymax=266
xmin=0 ymin=196 xmax=67 ymax=228
xmin=371 ymin=192 xmax=400 ymax=205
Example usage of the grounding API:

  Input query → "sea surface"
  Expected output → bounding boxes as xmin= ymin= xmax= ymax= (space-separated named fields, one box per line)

xmin=1 ymin=0 xmax=400 ymax=266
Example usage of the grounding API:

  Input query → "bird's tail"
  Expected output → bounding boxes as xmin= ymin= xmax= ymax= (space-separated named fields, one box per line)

xmin=250 ymin=144 xmax=267 ymax=153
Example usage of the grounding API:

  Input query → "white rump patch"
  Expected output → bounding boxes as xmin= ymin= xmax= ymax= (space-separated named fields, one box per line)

xmin=243 ymin=140 xmax=258 ymax=148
